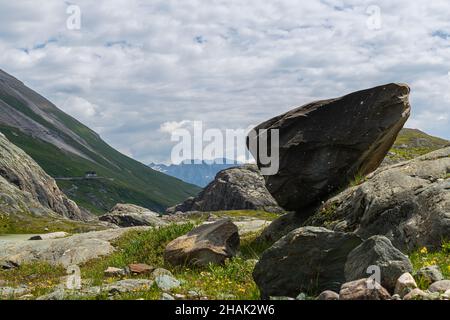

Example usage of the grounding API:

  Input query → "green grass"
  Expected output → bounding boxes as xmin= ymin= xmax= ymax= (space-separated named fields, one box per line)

xmin=386 ymin=128 xmax=449 ymax=163
xmin=0 ymin=213 xmax=105 ymax=235
xmin=0 ymin=223 xmax=266 ymax=300
xmin=410 ymin=241 xmax=450 ymax=290
xmin=213 ymin=210 xmax=280 ymax=221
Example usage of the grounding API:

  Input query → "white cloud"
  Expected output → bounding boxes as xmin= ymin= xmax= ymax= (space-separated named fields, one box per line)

xmin=0 ymin=0 xmax=449 ymax=164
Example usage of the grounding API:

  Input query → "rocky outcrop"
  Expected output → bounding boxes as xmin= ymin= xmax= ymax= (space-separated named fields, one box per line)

xmin=99 ymin=203 xmax=167 ymax=227
xmin=253 ymin=227 xmax=362 ymax=298
xmin=248 ymin=83 xmax=411 ymax=212
xmin=166 ymin=165 xmax=283 ymax=214
xmin=164 ymin=219 xmax=240 ymax=266
xmin=0 ymin=132 xmax=88 ymax=221
xmin=344 ymin=236 xmax=413 ymax=293
xmin=0 ymin=227 xmax=148 ymax=267
xmin=307 ymin=147 xmax=450 ymax=251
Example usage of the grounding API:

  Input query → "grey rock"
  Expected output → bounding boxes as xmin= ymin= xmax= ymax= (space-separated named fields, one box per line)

xmin=428 ymin=280 xmax=450 ymax=293
xmin=344 ymin=235 xmax=413 ymax=293
xmin=155 ymin=275 xmax=181 ymax=291
xmin=0 ymin=133 xmax=89 ymax=221
xmin=166 ymin=165 xmax=284 ymax=214
xmin=104 ymin=267 xmax=126 ymax=277
xmin=416 ymin=265 xmax=444 ymax=284
xmin=295 ymin=293 xmax=307 ymax=300
xmin=0 ymin=286 xmax=30 ymax=299
xmin=308 ymin=147 xmax=450 ymax=251
xmin=248 ymin=83 xmax=410 ymax=212
xmin=391 ymin=294 xmax=402 ymax=300
xmin=339 ymin=278 xmax=391 ymax=300
xmin=316 ymin=290 xmax=339 ymax=300
xmin=99 ymin=203 xmax=167 ymax=227
xmin=0 ymin=227 xmax=149 ymax=267
xmin=36 ymin=288 xmax=65 ymax=300
xmin=394 ymin=273 xmax=417 ymax=297
xmin=403 ymin=288 xmax=428 ymax=300
xmin=152 ymin=268 xmax=173 ymax=278
xmin=29 ymin=232 xmax=69 ymax=240
xmin=103 ymin=279 xmax=154 ymax=294
xmin=164 ymin=219 xmax=240 ymax=267
xmin=269 ymin=296 xmax=295 ymax=300
xmin=253 ymin=226 xmax=362 ymax=298
xmin=162 ymin=293 xmax=175 ymax=300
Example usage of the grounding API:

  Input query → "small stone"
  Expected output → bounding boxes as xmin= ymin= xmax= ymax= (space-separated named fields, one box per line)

xmin=36 ymin=289 xmax=65 ymax=300
xmin=104 ymin=267 xmax=125 ymax=277
xmin=103 ymin=279 xmax=154 ymax=294
xmin=415 ymin=265 xmax=444 ymax=284
xmin=442 ymin=289 xmax=450 ymax=300
xmin=316 ymin=290 xmax=339 ymax=300
xmin=152 ymin=268 xmax=173 ymax=278
xmin=217 ymin=293 xmax=236 ymax=299
xmin=391 ymin=294 xmax=402 ymax=300
xmin=18 ymin=294 xmax=34 ymax=300
xmin=128 ymin=263 xmax=154 ymax=275
xmin=296 ymin=293 xmax=307 ymax=300
xmin=0 ymin=286 xmax=30 ymax=299
xmin=269 ymin=296 xmax=295 ymax=300
xmin=394 ymin=273 xmax=417 ymax=297
xmin=339 ymin=279 xmax=391 ymax=300
xmin=162 ymin=293 xmax=175 ymax=300
xmin=428 ymin=280 xmax=450 ymax=293
xmin=0 ymin=260 xmax=19 ymax=270
xmin=403 ymin=288 xmax=428 ymax=300
xmin=29 ymin=232 xmax=69 ymax=240
xmin=188 ymin=290 xmax=201 ymax=298
xmin=155 ymin=275 xmax=181 ymax=291
xmin=174 ymin=293 xmax=186 ymax=299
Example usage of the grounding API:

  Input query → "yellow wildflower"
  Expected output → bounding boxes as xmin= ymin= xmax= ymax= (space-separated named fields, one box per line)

xmin=420 ymin=247 xmax=428 ymax=254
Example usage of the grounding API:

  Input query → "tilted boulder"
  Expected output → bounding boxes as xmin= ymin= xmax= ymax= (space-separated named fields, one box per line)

xmin=164 ymin=219 xmax=240 ymax=266
xmin=166 ymin=165 xmax=283 ymax=214
xmin=307 ymin=147 xmax=450 ymax=252
xmin=99 ymin=203 xmax=166 ymax=227
xmin=247 ymin=83 xmax=411 ymax=212
xmin=345 ymin=235 xmax=413 ymax=293
xmin=253 ymin=227 xmax=362 ymax=298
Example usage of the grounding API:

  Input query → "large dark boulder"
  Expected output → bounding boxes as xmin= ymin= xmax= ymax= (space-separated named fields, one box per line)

xmin=166 ymin=165 xmax=283 ymax=214
xmin=344 ymin=235 xmax=413 ymax=293
xmin=253 ymin=227 xmax=362 ymax=298
xmin=247 ymin=83 xmax=411 ymax=212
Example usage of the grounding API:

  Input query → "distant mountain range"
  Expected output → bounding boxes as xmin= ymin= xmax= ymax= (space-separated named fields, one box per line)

xmin=0 ymin=69 xmax=200 ymax=214
xmin=149 ymin=159 xmax=242 ymax=187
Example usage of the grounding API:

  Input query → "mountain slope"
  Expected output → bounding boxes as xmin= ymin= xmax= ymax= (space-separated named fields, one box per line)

xmin=0 ymin=69 xmax=200 ymax=214
xmin=383 ymin=128 xmax=450 ymax=165
xmin=149 ymin=159 xmax=241 ymax=187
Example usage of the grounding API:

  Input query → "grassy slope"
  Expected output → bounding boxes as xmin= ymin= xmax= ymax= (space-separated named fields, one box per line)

xmin=386 ymin=128 xmax=449 ymax=163
xmin=0 ymin=91 xmax=200 ymax=214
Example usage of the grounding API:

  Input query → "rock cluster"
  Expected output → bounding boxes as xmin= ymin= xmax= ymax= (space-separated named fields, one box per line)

xmin=248 ymin=84 xmax=450 ymax=300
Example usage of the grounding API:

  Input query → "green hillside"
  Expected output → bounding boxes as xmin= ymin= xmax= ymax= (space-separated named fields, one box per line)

xmin=0 ymin=71 xmax=200 ymax=214
xmin=386 ymin=128 xmax=450 ymax=164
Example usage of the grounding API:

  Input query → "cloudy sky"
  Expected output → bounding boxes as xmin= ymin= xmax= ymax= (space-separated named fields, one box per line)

xmin=1 ymin=0 xmax=449 ymax=164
